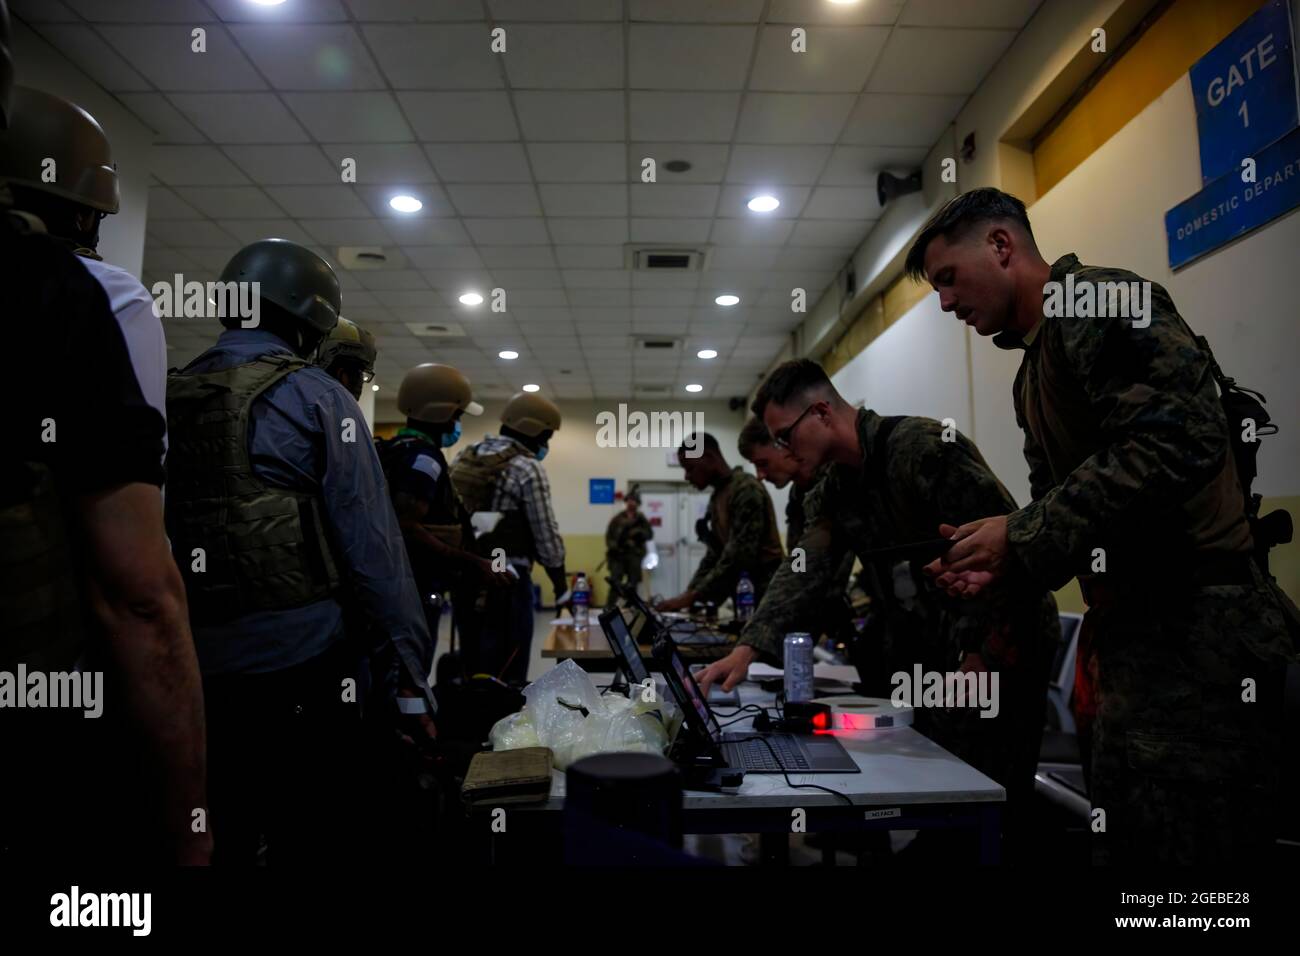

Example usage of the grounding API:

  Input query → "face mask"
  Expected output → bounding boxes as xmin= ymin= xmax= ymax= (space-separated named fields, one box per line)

xmin=440 ymin=420 xmax=462 ymax=448
xmin=534 ymin=443 xmax=548 ymax=462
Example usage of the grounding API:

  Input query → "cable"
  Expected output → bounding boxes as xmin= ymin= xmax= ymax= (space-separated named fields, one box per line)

xmin=727 ymin=734 xmax=855 ymax=806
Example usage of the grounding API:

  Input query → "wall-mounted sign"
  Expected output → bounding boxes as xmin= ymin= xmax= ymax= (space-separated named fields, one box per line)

xmin=1165 ymin=124 xmax=1300 ymax=269
xmin=589 ymin=478 xmax=615 ymax=504
xmin=1189 ymin=0 xmax=1298 ymax=184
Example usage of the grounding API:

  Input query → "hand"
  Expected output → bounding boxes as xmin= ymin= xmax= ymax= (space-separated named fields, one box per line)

xmin=923 ymin=518 xmax=1009 ymax=598
xmin=655 ymin=591 xmax=695 ymax=613
xmin=397 ymin=710 xmax=439 ymax=767
xmin=478 ymin=558 xmax=515 ymax=590
xmin=694 ymin=645 xmax=756 ymax=696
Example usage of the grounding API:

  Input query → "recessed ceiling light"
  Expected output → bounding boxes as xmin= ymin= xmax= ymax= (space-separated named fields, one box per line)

xmin=371 ymin=384 xmax=379 ymax=392
xmin=458 ymin=292 xmax=483 ymax=306
xmin=685 ymin=384 xmax=703 ymax=393
xmin=522 ymin=383 xmax=540 ymax=393
xmin=249 ymin=0 xmax=288 ymax=6
xmin=714 ymin=294 xmax=740 ymax=307
xmin=389 ymin=194 xmax=422 ymax=213
xmin=697 ymin=349 xmax=718 ymax=359
xmin=499 ymin=349 xmax=519 ymax=360
xmin=747 ymin=194 xmax=779 ymax=213
xmin=664 ymin=159 xmax=692 ymax=173
xmin=827 ymin=0 xmax=861 ymax=5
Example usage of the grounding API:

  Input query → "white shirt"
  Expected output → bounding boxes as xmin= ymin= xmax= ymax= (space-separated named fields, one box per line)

xmin=78 ymin=256 xmax=168 ymax=453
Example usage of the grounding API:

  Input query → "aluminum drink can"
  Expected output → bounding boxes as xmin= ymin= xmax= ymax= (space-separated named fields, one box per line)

xmin=783 ymin=633 xmax=814 ymax=703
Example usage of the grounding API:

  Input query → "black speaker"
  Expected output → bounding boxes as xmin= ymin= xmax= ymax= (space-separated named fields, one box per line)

xmin=877 ymin=169 xmax=922 ymax=207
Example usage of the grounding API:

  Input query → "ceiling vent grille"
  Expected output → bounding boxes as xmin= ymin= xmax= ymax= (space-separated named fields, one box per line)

xmin=337 ymin=246 xmax=406 ymax=270
xmin=633 ymin=383 xmax=673 ymax=398
xmin=404 ymin=321 xmax=466 ymax=338
xmin=632 ymin=336 xmax=683 ymax=354
xmin=625 ymin=245 xmax=708 ymax=271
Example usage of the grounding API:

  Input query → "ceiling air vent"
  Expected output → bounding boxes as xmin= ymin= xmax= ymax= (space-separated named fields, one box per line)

xmin=626 ymin=245 xmax=708 ymax=271
xmin=633 ymin=383 xmax=673 ymax=399
xmin=632 ymin=335 xmax=683 ymax=355
xmin=337 ymin=246 xmax=407 ymax=270
xmin=404 ymin=320 xmax=466 ymax=338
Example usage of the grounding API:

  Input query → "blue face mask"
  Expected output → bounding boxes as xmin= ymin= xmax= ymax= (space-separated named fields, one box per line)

xmin=534 ymin=443 xmax=548 ymax=462
xmin=440 ymin=420 xmax=462 ymax=448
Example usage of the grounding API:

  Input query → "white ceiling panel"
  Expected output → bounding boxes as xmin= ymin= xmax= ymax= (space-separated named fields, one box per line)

xmin=734 ymin=93 xmax=857 ymax=143
xmin=41 ymin=0 xmax=1042 ymax=399
xmin=362 ymin=24 xmax=504 ymax=89
xmin=98 ymin=25 xmax=265 ymax=91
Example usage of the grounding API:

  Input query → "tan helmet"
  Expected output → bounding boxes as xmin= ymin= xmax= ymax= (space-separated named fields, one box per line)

xmin=316 ymin=317 xmax=377 ymax=373
xmin=398 ymin=363 xmax=484 ymax=424
xmin=501 ymin=391 xmax=562 ymax=437
xmin=0 ymin=87 xmax=118 ymax=213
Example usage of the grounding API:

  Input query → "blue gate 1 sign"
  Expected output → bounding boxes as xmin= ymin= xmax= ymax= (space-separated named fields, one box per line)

xmin=1189 ymin=0 xmax=1298 ymax=185
xmin=1165 ymin=124 xmax=1300 ymax=269
xmin=589 ymin=478 xmax=615 ymax=505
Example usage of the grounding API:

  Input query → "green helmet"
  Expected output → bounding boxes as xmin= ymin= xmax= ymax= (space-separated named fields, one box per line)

xmin=0 ymin=87 xmax=118 ymax=213
xmin=316 ymin=317 xmax=377 ymax=373
xmin=218 ymin=238 xmax=340 ymax=339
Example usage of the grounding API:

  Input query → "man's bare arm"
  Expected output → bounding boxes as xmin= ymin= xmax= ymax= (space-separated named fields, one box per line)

xmin=78 ymin=482 xmax=211 ymax=865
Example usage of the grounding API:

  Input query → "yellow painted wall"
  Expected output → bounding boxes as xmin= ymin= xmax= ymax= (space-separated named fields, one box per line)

xmin=1034 ymin=0 xmax=1268 ymax=195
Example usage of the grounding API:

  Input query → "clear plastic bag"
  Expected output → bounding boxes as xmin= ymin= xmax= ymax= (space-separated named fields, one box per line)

xmin=488 ymin=659 xmax=673 ymax=769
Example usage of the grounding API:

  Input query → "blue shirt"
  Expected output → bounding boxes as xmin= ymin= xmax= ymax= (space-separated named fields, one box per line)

xmin=182 ymin=330 xmax=435 ymax=710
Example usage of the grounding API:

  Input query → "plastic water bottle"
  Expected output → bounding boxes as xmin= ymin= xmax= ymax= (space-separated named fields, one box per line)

xmin=572 ymin=572 xmax=591 ymax=633
xmin=735 ymin=571 xmax=755 ymax=622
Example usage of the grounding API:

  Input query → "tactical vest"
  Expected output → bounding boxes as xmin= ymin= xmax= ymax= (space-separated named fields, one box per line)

xmin=376 ymin=432 xmax=468 ymax=550
xmin=165 ymin=355 xmax=341 ymax=624
xmin=449 ymin=441 xmax=536 ymax=560
xmin=0 ymin=462 xmax=86 ymax=671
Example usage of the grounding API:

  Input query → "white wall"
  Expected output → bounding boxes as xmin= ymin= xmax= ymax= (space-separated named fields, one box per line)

xmin=830 ymin=295 xmax=976 ymax=442
xmin=11 ymin=19 xmax=153 ymax=277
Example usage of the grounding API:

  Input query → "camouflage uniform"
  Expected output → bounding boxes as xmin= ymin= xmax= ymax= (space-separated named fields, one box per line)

xmin=690 ymin=467 xmax=784 ymax=606
xmin=604 ymin=509 xmax=652 ymax=606
xmin=743 ymin=410 xmax=1059 ymax=859
xmin=998 ymin=253 xmax=1299 ymax=865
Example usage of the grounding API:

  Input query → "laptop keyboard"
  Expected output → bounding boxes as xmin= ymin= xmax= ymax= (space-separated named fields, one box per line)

xmin=727 ymin=733 xmax=809 ymax=772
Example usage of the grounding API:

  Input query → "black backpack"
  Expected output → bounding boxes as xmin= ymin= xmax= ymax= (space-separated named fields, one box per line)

xmin=1182 ymin=325 xmax=1293 ymax=574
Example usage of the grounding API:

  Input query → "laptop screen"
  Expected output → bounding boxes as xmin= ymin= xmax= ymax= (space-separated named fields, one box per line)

xmin=658 ymin=636 xmax=722 ymax=741
xmin=601 ymin=608 xmax=651 ymax=687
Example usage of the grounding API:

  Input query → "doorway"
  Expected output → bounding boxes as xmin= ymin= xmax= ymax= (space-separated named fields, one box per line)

xmin=634 ymin=481 xmax=712 ymax=600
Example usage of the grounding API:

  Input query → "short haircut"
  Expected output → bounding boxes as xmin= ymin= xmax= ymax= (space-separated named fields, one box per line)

xmin=751 ymin=359 xmax=836 ymax=418
xmin=737 ymin=417 xmax=773 ymax=458
xmin=904 ymin=187 xmax=1035 ymax=282
xmin=679 ymin=432 xmax=719 ymax=455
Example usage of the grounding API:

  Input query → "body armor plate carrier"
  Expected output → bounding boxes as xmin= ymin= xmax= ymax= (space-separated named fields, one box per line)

xmin=165 ymin=355 xmax=341 ymax=624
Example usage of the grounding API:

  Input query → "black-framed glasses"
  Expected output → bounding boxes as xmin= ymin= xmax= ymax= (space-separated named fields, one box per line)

xmin=360 ymin=368 xmax=375 ymax=383
xmin=772 ymin=403 xmax=817 ymax=450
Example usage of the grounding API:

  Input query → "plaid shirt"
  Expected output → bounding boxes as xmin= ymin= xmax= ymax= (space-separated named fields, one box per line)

xmin=455 ymin=434 xmax=566 ymax=568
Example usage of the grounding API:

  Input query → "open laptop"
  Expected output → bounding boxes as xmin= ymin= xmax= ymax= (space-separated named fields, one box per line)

xmin=651 ymin=632 xmax=859 ymax=775
xmin=598 ymin=606 xmax=652 ymax=690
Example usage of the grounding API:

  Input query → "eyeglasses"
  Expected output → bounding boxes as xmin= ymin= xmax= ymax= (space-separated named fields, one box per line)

xmin=360 ymin=368 xmax=375 ymax=383
xmin=772 ymin=403 xmax=817 ymax=450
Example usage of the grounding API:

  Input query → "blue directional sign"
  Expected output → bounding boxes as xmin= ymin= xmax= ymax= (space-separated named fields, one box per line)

xmin=1165 ymin=124 xmax=1300 ymax=269
xmin=589 ymin=478 xmax=615 ymax=504
xmin=1189 ymin=0 xmax=1298 ymax=184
